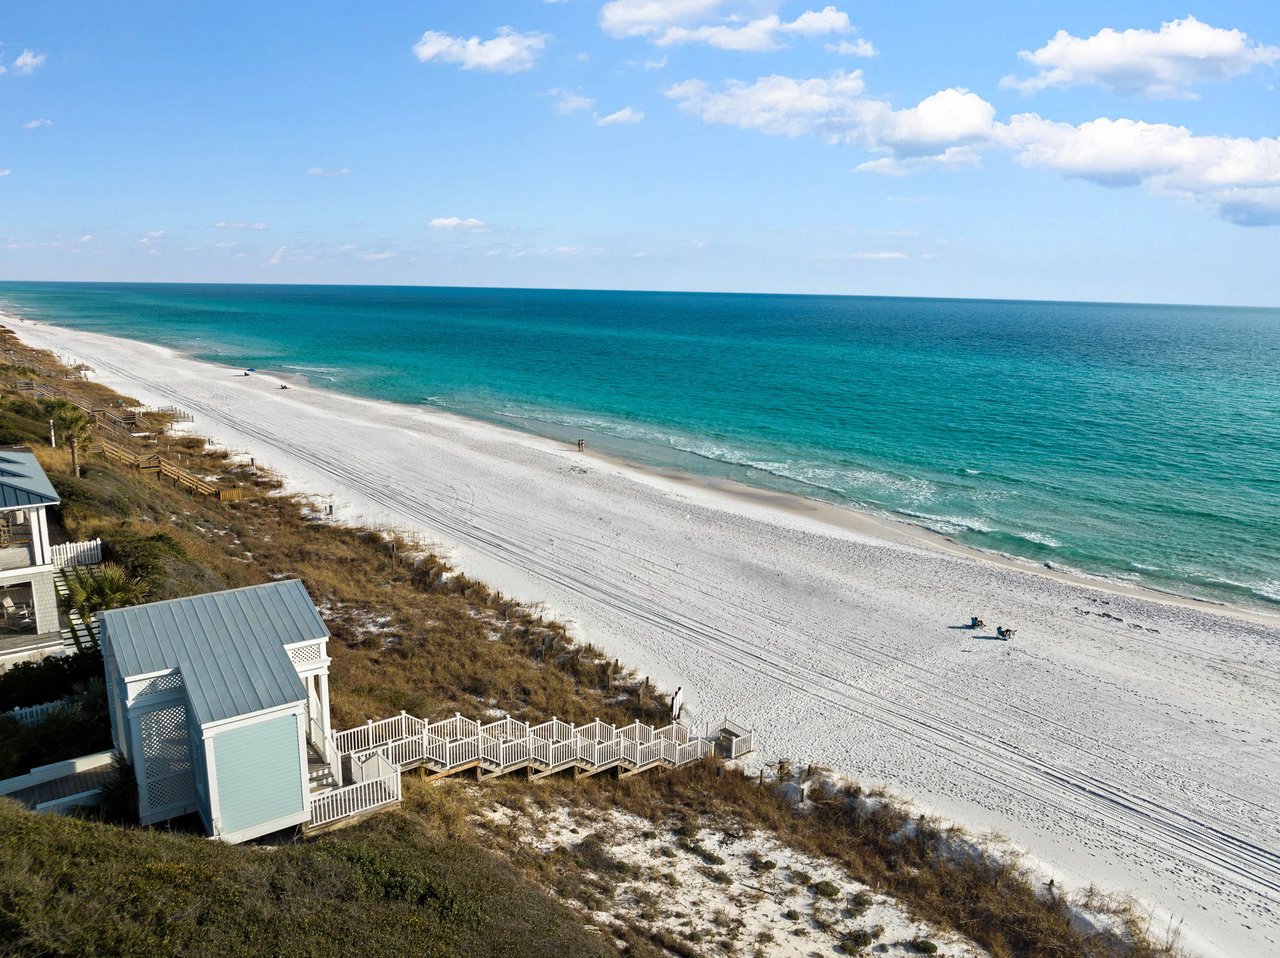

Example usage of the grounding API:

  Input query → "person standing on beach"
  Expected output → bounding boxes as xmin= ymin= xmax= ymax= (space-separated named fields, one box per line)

xmin=577 ymin=438 xmax=585 ymax=452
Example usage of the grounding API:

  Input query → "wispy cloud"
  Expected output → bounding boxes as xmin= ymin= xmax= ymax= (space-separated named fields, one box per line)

xmin=0 ymin=170 xmax=11 ymax=177
xmin=847 ymin=251 xmax=907 ymax=260
xmin=412 ymin=27 xmax=548 ymax=73
xmin=428 ymin=216 xmax=489 ymax=231
xmin=137 ymin=230 xmax=167 ymax=246
xmin=214 ymin=220 xmax=268 ymax=230
xmin=307 ymin=166 xmax=350 ymax=176
xmin=22 ymin=118 xmax=52 ymax=129
xmin=12 ymin=50 xmax=46 ymax=75
xmin=827 ymin=38 xmax=875 ymax=57
xmin=359 ymin=251 xmax=397 ymax=261
xmin=602 ymin=2 xmax=854 ymax=52
xmin=551 ymin=89 xmax=596 ymax=114
xmin=598 ymin=106 xmax=644 ymax=126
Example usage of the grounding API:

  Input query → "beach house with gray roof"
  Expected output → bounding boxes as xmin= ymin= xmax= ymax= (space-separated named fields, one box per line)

xmin=0 ymin=447 xmax=64 ymax=653
xmin=99 ymin=579 xmax=335 ymax=843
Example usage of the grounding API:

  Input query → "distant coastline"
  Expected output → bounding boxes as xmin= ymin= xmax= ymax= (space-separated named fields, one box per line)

xmin=1 ymin=281 xmax=1278 ymax=616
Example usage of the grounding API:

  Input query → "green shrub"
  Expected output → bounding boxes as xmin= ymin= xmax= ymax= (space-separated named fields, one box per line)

xmin=0 ymin=692 xmax=111 ymax=778
xmin=910 ymin=938 xmax=939 ymax=954
xmin=838 ymin=929 xmax=875 ymax=954
xmin=783 ymin=909 xmax=800 ymax=921
xmin=0 ymin=649 xmax=103 ymax=711
xmin=813 ymin=879 xmax=840 ymax=898
xmin=847 ymin=890 xmax=873 ymax=917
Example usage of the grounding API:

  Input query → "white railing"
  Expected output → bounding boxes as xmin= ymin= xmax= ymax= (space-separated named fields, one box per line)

xmin=51 ymin=538 xmax=102 ymax=569
xmin=309 ymin=772 xmax=401 ymax=828
xmin=330 ymin=711 xmax=748 ymax=783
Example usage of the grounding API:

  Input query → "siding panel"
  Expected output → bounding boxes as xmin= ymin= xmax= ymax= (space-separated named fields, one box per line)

xmin=213 ymin=714 xmax=304 ymax=836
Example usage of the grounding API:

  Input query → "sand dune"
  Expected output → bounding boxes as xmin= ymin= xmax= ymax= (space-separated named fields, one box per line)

xmin=13 ymin=319 xmax=1279 ymax=958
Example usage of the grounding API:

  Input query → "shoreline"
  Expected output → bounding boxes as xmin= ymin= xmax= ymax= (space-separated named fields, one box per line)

xmin=3 ymin=309 xmax=1273 ymax=630
xmin=6 ymin=313 xmax=1280 ymax=958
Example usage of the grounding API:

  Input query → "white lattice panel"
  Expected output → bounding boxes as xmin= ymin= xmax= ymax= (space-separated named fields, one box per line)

xmin=146 ymin=770 xmax=194 ymax=809
xmin=140 ymin=705 xmax=192 ymax=777
xmin=136 ymin=671 xmax=185 ymax=697
xmin=288 ymin=642 xmax=323 ymax=665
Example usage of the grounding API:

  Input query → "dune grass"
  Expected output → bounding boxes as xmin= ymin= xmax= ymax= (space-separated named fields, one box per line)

xmin=0 ymin=798 xmax=619 ymax=958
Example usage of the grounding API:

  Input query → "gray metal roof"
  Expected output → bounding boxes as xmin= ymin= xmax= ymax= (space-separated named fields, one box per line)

xmin=0 ymin=448 xmax=60 ymax=511
xmin=100 ymin=580 xmax=328 ymax=726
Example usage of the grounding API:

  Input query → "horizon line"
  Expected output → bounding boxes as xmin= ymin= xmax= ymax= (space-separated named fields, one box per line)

xmin=0 ymin=277 xmax=1274 ymax=313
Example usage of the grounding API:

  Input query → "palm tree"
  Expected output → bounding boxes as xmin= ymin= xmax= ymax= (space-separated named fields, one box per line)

xmin=51 ymin=402 xmax=95 ymax=478
xmin=63 ymin=563 xmax=148 ymax=623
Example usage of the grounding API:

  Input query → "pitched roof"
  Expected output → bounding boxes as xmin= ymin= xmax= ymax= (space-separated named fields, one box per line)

xmin=100 ymin=580 xmax=328 ymax=726
xmin=0 ymin=448 xmax=60 ymax=511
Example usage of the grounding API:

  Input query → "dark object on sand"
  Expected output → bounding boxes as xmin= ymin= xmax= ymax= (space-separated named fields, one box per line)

xmin=968 ymin=616 xmax=986 ymax=629
xmin=996 ymin=626 xmax=1016 ymax=640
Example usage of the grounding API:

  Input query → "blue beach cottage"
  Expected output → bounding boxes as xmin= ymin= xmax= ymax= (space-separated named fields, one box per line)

xmin=98 ymin=580 xmax=336 ymax=843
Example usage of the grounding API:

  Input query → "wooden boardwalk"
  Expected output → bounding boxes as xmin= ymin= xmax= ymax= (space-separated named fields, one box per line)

xmin=98 ymin=438 xmax=243 ymax=501
xmin=308 ymin=712 xmax=749 ymax=830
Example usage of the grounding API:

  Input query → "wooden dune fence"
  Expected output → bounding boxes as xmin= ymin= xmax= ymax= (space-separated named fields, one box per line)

xmin=98 ymin=438 xmax=243 ymax=501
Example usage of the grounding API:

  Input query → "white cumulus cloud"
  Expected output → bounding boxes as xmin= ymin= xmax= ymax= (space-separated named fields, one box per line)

xmin=1002 ymin=16 xmax=1280 ymax=98
xmin=137 ymin=230 xmax=167 ymax=246
xmin=598 ymin=106 xmax=645 ymax=125
xmin=12 ymin=50 xmax=46 ymax=75
xmin=667 ymin=71 xmax=994 ymax=165
xmin=22 ymin=118 xmax=52 ymax=129
xmin=667 ymin=63 xmax=1280 ymax=224
xmin=997 ymin=114 xmax=1280 ymax=224
xmin=412 ymin=27 xmax=548 ymax=73
xmin=428 ymin=216 xmax=489 ymax=231
xmin=307 ymin=166 xmax=350 ymax=176
xmin=0 ymin=170 xmax=10 ymax=177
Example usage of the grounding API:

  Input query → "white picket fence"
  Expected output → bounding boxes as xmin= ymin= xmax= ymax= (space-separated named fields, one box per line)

xmin=4 ymin=697 xmax=73 ymax=727
xmin=50 ymin=538 xmax=102 ymax=569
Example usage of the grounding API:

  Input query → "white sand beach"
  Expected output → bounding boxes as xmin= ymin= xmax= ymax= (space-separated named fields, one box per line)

xmin=11 ymin=319 xmax=1279 ymax=958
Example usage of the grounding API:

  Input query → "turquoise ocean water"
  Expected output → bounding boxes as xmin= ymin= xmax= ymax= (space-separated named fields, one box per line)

xmin=1 ymin=282 xmax=1277 ymax=613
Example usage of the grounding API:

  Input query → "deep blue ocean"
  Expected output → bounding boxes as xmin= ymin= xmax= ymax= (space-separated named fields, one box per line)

xmin=2 ymin=282 xmax=1277 ymax=612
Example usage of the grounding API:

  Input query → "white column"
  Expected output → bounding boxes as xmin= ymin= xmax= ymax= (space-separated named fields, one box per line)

xmin=318 ymin=672 xmax=332 ymax=743
xmin=33 ymin=508 xmax=51 ymax=566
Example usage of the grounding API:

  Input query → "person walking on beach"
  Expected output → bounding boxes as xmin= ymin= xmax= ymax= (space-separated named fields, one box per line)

xmin=577 ymin=438 xmax=585 ymax=452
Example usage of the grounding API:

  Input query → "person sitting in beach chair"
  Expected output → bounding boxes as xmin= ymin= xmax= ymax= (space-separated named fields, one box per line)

xmin=996 ymin=626 xmax=1016 ymax=640
xmin=969 ymin=616 xmax=985 ymax=629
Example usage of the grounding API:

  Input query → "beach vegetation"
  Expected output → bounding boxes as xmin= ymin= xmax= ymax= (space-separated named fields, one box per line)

xmin=0 ymin=648 xmax=104 ymax=711
xmin=62 ymin=562 xmax=148 ymax=623
xmin=0 ymin=685 xmax=111 ymax=778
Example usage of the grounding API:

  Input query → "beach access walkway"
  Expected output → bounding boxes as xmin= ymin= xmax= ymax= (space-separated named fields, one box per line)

xmin=308 ymin=712 xmax=752 ymax=831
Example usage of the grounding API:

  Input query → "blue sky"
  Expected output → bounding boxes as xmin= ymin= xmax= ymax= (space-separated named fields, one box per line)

xmin=2 ymin=1 xmax=1280 ymax=305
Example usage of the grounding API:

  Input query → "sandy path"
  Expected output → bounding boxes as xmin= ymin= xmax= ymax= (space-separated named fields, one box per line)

xmin=13 ymin=320 xmax=1280 ymax=958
